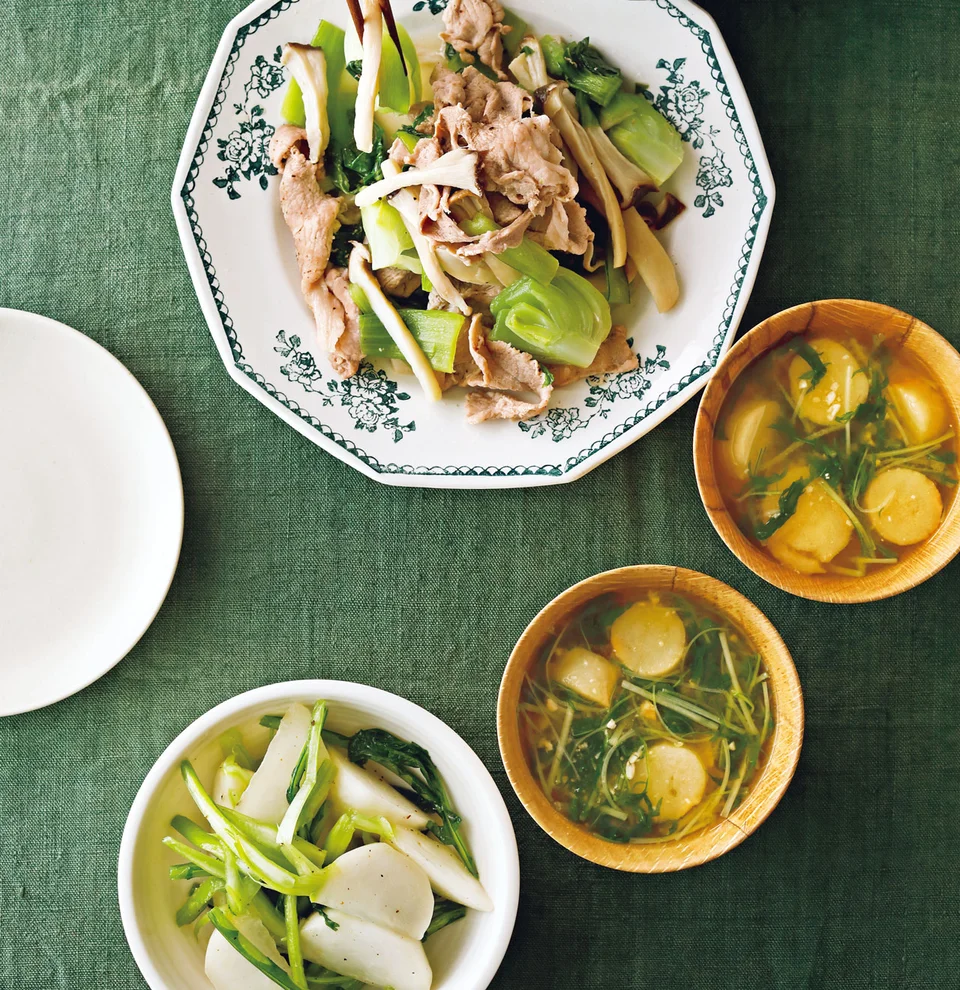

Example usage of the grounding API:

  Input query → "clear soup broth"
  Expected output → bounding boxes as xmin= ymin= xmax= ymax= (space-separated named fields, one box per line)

xmin=714 ymin=328 xmax=957 ymax=577
xmin=520 ymin=591 xmax=774 ymax=844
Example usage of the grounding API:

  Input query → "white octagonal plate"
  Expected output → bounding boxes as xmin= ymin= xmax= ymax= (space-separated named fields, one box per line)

xmin=173 ymin=0 xmax=774 ymax=488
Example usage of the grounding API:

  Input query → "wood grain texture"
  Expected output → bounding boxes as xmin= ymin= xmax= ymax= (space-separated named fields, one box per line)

xmin=496 ymin=566 xmax=803 ymax=873
xmin=693 ymin=299 xmax=960 ymax=603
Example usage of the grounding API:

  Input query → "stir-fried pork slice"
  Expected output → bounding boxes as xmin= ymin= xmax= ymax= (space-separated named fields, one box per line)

xmin=440 ymin=0 xmax=511 ymax=79
xmin=376 ymin=266 xmax=421 ymax=298
xmin=528 ymin=199 xmax=594 ymax=256
xmin=277 ymin=149 xmax=360 ymax=377
xmin=548 ymin=325 xmax=637 ymax=388
xmin=270 ymin=125 xmax=309 ymax=170
xmin=462 ymin=316 xmax=553 ymax=422
xmin=435 ymin=105 xmax=576 ymax=215
xmin=279 ymin=150 xmax=340 ymax=296
xmin=456 ymin=208 xmax=533 ymax=256
xmin=324 ymin=268 xmax=362 ymax=376
xmin=431 ymin=66 xmax=531 ymax=123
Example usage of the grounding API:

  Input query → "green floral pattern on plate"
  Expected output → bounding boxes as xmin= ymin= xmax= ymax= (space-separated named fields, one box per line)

xmin=519 ymin=344 xmax=671 ymax=442
xmin=644 ymin=56 xmax=734 ymax=218
xmin=275 ymin=331 xmax=416 ymax=442
xmin=213 ymin=48 xmax=286 ymax=199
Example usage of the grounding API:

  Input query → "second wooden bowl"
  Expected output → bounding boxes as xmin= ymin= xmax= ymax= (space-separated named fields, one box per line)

xmin=694 ymin=299 xmax=960 ymax=603
xmin=497 ymin=565 xmax=803 ymax=873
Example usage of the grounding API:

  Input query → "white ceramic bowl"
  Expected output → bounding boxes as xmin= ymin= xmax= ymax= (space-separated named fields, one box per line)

xmin=118 ymin=680 xmax=519 ymax=990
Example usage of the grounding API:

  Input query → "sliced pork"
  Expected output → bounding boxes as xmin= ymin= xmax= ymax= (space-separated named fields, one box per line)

xmin=440 ymin=0 xmax=511 ymax=79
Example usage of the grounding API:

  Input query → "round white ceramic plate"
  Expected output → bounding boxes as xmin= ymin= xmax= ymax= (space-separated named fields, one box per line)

xmin=119 ymin=679 xmax=520 ymax=990
xmin=173 ymin=0 xmax=774 ymax=488
xmin=0 ymin=309 xmax=183 ymax=716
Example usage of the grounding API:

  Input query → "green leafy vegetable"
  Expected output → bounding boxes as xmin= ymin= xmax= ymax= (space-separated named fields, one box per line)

xmin=540 ymin=35 xmax=622 ymax=105
xmin=330 ymin=222 xmax=363 ymax=269
xmin=444 ymin=42 xmax=499 ymax=80
xmin=753 ymin=477 xmax=808 ymax=540
xmin=326 ymin=125 xmax=386 ymax=194
xmin=398 ymin=103 xmax=435 ymax=138
xmin=260 ymin=714 xmax=283 ymax=731
xmin=378 ymin=24 xmax=422 ymax=112
xmin=787 ymin=337 xmax=828 ymax=389
xmin=345 ymin=59 xmax=362 ymax=80
xmin=348 ymin=729 xmax=477 ymax=875
xmin=424 ymin=897 xmax=467 ymax=938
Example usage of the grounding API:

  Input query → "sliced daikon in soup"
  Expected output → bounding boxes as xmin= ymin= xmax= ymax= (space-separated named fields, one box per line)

xmin=718 ymin=397 xmax=782 ymax=480
xmin=236 ymin=703 xmax=312 ymax=824
xmin=864 ymin=467 xmax=943 ymax=545
xmin=788 ymin=337 xmax=868 ymax=426
xmin=318 ymin=841 xmax=433 ymax=939
xmin=205 ymin=915 xmax=289 ymax=990
xmin=300 ymin=909 xmax=432 ymax=990
xmin=547 ymin=646 xmax=619 ymax=706
xmin=389 ymin=826 xmax=493 ymax=912
xmin=888 ymin=378 xmax=950 ymax=445
xmin=610 ymin=602 xmax=686 ymax=676
xmin=634 ymin=743 xmax=707 ymax=821
xmin=328 ymin=747 xmax=431 ymax=829
xmin=760 ymin=464 xmax=853 ymax=564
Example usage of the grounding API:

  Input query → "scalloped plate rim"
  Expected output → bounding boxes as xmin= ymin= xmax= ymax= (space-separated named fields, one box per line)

xmin=172 ymin=0 xmax=775 ymax=489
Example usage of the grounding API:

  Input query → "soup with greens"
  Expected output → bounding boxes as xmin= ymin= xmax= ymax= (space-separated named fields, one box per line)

xmin=520 ymin=591 xmax=774 ymax=843
xmin=714 ymin=330 xmax=957 ymax=577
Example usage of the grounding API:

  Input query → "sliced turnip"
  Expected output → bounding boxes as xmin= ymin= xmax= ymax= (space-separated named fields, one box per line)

xmin=236 ymin=703 xmax=312 ymax=824
xmin=389 ymin=827 xmax=493 ymax=912
xmin=204 ymin=914 xmax=289 ymax=990
xmin=300 ymin=909 xmax=431 ymax=990
xmin=317 ymin=841 xmax=433 ymax=939
xmin=329 ymin=747 xmax=430 ymax=829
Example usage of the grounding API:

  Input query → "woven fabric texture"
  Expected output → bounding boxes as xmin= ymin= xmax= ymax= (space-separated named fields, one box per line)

xmin=1 ymin=0 xmax=959 ymax=987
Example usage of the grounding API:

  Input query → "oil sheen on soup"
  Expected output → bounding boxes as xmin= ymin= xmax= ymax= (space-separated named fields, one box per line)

xmin=714 ymin=329 xmax=957 ymax=576
xmin=519 ymin=591 xmax=774 ymax=843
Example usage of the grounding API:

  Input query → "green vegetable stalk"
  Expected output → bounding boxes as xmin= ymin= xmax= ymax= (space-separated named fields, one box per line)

xmin=598 ymin=90 xmax=684 ymax=186
xmin=359 ymin=309 xmax=465 ymax=374
xmin=459 ymin=214 xmax=559 ymax=285
xmin=489 ymin=268 xmax=613 ymax=368
xmin=175 ymin=877 xmax=224 ymax=927
xmin=208 ymin=909 xmax=303 ymax=990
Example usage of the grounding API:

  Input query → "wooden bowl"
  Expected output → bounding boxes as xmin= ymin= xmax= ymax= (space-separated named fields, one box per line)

xmin=694 ymin=299 xmax=960 ymax=603
xmin=497 ymin=565 xmax=803 ymax=873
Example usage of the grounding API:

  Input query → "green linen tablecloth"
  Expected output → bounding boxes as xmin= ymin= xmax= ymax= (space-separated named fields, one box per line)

xmin=2 ymin=0 xmax=959 ymax=986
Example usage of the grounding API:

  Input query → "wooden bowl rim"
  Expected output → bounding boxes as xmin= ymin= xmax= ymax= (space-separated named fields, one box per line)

xmin=693 ymin=298 xmax=960 ymax=603
xmin=497 ymin=565 xmax=804 ymax=873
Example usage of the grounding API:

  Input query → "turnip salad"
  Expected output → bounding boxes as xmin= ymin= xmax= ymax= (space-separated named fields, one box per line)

xmin=271 ymin=0 xmax=685 ymax=424
xmin=163 ymin=701 xmax=492 ymax=990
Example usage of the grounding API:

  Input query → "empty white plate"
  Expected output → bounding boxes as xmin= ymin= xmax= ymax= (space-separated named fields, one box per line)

xmin=0 ymin=310 xmax=183 ymax=716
